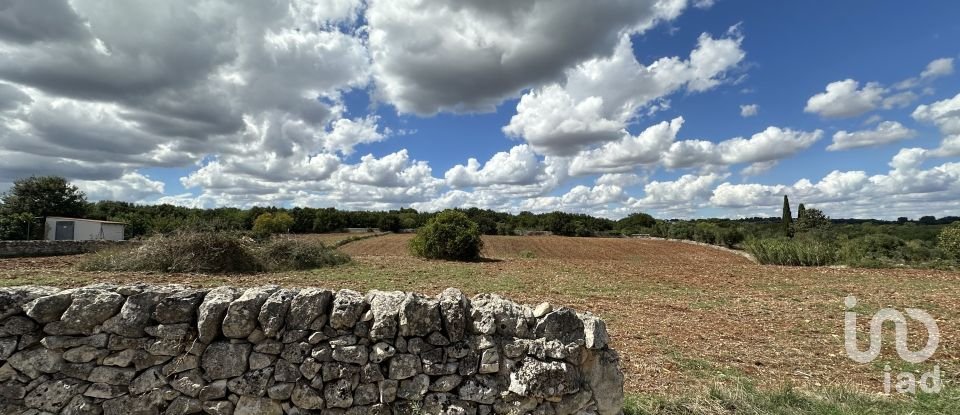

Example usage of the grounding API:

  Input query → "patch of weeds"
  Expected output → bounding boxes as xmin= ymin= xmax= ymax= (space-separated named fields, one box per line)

xmin=624 ymin=380 xmax=960 ymax=415
xmin=518 ymin=250 xmax=536 ymax=259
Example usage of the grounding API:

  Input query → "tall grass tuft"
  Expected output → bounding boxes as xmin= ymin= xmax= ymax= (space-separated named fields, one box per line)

xmin=255 ymin=238 xmax=350 ymax=271
xmin=79 ymin=231 xmax=349 ymax=273
xmin=744 ymin=238 xmax=838 ymax=266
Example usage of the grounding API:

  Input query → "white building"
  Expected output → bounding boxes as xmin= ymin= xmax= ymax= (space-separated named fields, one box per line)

xmin=44 ymin=217 xmax=126 ymax=241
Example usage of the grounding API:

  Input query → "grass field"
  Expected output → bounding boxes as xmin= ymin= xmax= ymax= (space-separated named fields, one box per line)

xmin=2 ymin=233 xmax=957 ymax=412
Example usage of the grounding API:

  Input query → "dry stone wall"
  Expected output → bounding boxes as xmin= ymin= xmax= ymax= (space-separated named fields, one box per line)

xmin=0 ymin=284 xmax=624 ymax=415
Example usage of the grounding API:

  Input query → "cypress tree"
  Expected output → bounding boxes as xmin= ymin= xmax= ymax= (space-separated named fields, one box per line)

xmin=797 ymin=203 xmax=806 ymax=221
xmin=782 ymin=195 xmax=792 ymax=236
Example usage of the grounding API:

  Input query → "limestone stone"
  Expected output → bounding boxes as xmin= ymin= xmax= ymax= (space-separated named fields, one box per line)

xmin=370 ymin=342 xmax=395 ymax=364
xmin=228 ymin=367 xmax=273 ymax=397
xmin=332 ymin=345 xmax=368 ymax=365
xmin=430 ymin=374 xmax=462 ymax=393
xmin=259 ymin=289 xmax=296 ymax=338
xmin=249 ymin=352 xmax=275 ymax=370
xmin=470 ymin=293 xmax=534 ymax=338
xmin=398 ymin=293 xmax=441 ymax=337
xmin=88 ymin=366 xmax=136 ymax=385
xmin=438 ymin=288 xmax=468 ymax=342
xmin=129 ymin=366 xmax=167 ymax=395
xmin=458 ymin=375 xmax=498 ymax=405
xmin=102 ymin=291 xmax=164 ymax=337
xmin=581 ymin=349 xmax=624 ymax=415
xmin=201 ymin=341 xmax=251 ymax=379
xmin=61 ymin=394 xmax=100 ymax=415
xmin=5 ymin=286 xmax=61 ymax=320
xmin=378 ymin=379 xmax=398 ymax=403
xmin=0 ymin=315 xmax=37 ymax=336
xmin=388 ymin=354 xmax=421 ymax=380
xmin=286 ymin=288 xmax=333 ymax=330
xmin=323 ymin=378 xmax=354 ymax=408
xmin=222 ymin=286 xmax=278 ymax=339
xmin=396 ymin=374 xmax=429 ymax=401
xmin=507 ymin=357 xmax=579 ymax=399
xmin=581 ymin=312 xmax=609 ymax=349
xmin=291 ymin=382 xmax=325 ymax=410
xmin=329 ymin=289 xmax=366 ymax=330
xmin=24 ymin=378 xmax=88 ymax=412
xmin=365 ymin=290 xmax=405 ymax=340
xmin=234 ymin=396 xmax=282 ymax=415
xmin=48 ymin=289 xmax=125 ymax=335
xmin=0 ymin=337 xmax=17 ymax=360
xmin=171 ymin=369 xmax=206 ymax=397
xmin=267 ymin=382 xmax=294 ymax=400
xmin=84 ymin=382 xmax=127 ymax=399
xmin=167 ymin=396 xmax=202 ymax=414
xmin=7 ymin=347 xmax=63 ymax=378
xmin=202 ymin=400 xmax=234 ymax=415
xmin=534 ymin=308 xmax=585 ymax=344
xmin=196 ymin=287 xmax=239 ymax=343
xmin=353 ymin=383 xmax=378 ymax=406
xmin=63 ymin=345 xmax=102 ymax=363
xmin=199 ymin=379 xmax=228 ymax=401
xmin=154 ymin=288 xmax=207 ymax=324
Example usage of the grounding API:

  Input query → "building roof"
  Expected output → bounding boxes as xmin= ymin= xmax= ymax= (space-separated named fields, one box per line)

xmin=45 ymin=216 xmax=127 ymax=225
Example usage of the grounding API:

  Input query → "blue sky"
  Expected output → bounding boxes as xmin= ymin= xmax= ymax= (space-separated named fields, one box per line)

xmin=0 ymin=0 xmax=958 ymax=219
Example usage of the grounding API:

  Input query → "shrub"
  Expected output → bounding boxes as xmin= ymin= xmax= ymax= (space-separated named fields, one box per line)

xmin=79 ymin=231 xmax=350 ymax=273
xmin=838 ymin=234 xmax=908 ymax=266
xmin=745 ymin=237 xmax=838 ymax=266
xmin=255 ymin=238 xmax=350 ymax=271
xmin=938 ymin=222 xmax=960 ymax=259
xmin=409 ymin=210 xmax=484 ymax=261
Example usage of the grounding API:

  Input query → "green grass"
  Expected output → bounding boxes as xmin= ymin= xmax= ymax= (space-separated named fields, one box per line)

xmin=624 ymin=382 xmax=960 ymax=415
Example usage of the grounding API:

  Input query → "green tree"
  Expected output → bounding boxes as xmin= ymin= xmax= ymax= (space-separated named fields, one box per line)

xmin=796 ymin=208 xmax=830 ymax=233
xmin=938 ymin=222 xmax=960 ymax=259
xmin=797 ymin=203 xmax=806 ymax=221
xmin=409 ymin=210 xmax=483 ymax=261
xmin=781 ymin=195 xmax=793 ymax=237
xmin=1 ymin=176 xmax=86 ymax=218
xmin=253 ymin=212 xmax=294 ymax=237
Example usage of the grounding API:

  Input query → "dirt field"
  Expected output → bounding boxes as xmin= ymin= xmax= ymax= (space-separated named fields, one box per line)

xmin=289 ymin=232 xmax=372 ymax=245
xmin=2 ymin=233 xmax=957 ymax=398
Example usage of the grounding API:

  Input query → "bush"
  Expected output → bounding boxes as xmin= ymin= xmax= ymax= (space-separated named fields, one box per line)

xmin=80 ymin=232 xmax=350 ymax=273
xmin=255 ymin=238 xmax=350 ymax=271
xmin=745 ymin=237 xmax=838 ymax=266
xmin=409 ymin=210 xmax=484 ymax=261
xmin=938 ymin=222 xmax=960 ymax=259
